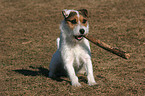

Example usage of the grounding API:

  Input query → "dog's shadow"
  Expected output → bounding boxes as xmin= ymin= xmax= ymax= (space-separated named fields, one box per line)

xmin=13 ymin=66 xmax=65 ymax=82
xmin=13 ymin=66 xmax=98 ymax=84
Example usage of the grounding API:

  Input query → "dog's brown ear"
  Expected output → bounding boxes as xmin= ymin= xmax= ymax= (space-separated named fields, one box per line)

xmin=62 ymin=9 xmax=69 ymax=19
xmin=78 ymin=9 xmax=88 ymax=18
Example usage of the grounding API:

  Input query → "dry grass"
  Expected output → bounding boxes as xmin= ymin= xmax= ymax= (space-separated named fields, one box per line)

xmin=0 ymin=0 xmax=145 ymax=95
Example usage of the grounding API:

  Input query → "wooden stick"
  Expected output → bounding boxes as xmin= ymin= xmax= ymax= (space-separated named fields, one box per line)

xmin=84 ymin=35 xmax=130 ymax=59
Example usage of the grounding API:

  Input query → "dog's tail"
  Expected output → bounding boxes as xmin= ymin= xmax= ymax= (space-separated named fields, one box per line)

xmin=56 ymin=38 xmax=60 ymax=49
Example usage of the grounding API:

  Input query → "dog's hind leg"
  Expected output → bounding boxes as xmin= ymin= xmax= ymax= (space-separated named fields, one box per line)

xmin=49 ymin=59 xmax=57 ymax=78
xmin=77 ymin=65 xmax=86 ymax=75
xmin=49 ymin=50 xmax=60 ymax=78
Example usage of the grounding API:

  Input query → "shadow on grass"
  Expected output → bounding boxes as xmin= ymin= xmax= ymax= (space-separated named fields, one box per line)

xmin=13 ymin=66 xmax=104 ymax=84
xmin=13 ymin=66 xmax=67 ymax=82
xmin=13 ymin=66 xmax=49 ymax=77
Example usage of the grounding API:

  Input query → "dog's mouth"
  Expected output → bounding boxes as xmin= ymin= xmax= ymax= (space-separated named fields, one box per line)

xmin=74 ymin=35 xmax=84 ymax=41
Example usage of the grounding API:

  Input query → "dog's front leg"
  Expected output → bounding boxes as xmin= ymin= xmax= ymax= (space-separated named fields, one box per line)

xmin=64 ymin=58 xmax=81 ymax=87
xmin=85 ymin=58 xmax=97 ymax=86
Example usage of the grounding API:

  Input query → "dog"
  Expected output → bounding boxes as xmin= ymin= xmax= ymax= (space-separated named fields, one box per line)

xmin=49 ymin=9 xmax=96 ymax=87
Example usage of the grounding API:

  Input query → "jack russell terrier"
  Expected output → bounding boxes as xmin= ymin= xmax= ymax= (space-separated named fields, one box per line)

xmin=49 ymin=9 xmax=96 ymax=87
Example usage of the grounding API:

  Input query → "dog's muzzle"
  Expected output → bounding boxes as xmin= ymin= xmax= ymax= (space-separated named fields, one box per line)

xmin=74 ymin=29 xmax=86 ymax=41
xmin=74 ymin=35 xmax=84 ymax=41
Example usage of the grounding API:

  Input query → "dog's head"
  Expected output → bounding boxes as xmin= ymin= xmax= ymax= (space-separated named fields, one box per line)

xmin=62 ymin=9 xmax=89 ymax=41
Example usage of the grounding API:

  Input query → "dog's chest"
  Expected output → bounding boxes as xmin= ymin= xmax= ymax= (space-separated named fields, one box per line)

xmin=71 ymin=44 xmax=87 ymax=66
xmin=72 ymin=44 xmax=85 ymax=57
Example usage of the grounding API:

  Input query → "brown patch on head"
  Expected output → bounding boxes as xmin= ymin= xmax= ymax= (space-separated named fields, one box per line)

xmin=65 ymin=12 xmax=78 ymax=29
xmin=78 ymin=9 xmax=88 ymax=27
xmin=79 ymin=15 xmax=88 ymax=27
xmin=65 ymin=12 xmax=77 ymax=20
xmin=63 ymin=10 xmax=88 ymax=29
xmin=78 ymin=9 xmax=88 ymax=18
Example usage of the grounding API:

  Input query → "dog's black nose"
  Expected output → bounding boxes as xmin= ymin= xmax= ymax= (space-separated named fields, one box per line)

xmin=79 ymin=29 xmax=85 ymax=34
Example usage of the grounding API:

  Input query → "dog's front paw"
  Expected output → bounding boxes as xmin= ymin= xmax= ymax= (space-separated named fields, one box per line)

xmin=88 ymin=81 xmax=97 ymax=86
xmin=72 ymin=82 xmax=81 ymax=87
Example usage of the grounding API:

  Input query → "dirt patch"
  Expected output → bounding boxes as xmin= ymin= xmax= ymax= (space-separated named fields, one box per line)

xmin=0 ymin=0 xmax=144 ymax=95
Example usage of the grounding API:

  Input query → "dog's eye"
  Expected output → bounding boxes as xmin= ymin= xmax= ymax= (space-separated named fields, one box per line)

xmin=70 ymin=19 xmax=77 ymax=24
xmin=82 ymin=19 xmax=87 ymax=24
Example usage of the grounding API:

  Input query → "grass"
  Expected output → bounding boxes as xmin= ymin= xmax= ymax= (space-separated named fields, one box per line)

xmin=0 ymin=0 xmax=145 ymax=95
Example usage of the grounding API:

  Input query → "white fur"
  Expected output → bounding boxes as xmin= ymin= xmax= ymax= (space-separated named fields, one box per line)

xmin=49 ymin=9 xmax=96 ymax=87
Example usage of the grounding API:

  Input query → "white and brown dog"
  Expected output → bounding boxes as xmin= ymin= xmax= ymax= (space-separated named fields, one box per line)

xmin=49 ymin=9 xmax=96 ymax=87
